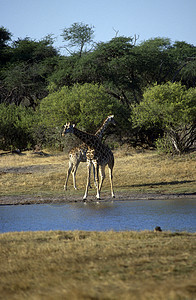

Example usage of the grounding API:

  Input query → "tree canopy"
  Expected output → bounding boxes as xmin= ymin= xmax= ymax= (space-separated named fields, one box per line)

xmin=132 ymin=82 xmax=196 ymax=153
xmin=0 ymin=24 xmax=196 ymax=152
xmin=39 ymin=83 xmax=128 ymax=132
xmin=61 ymin=22 xmax=95 ymax=56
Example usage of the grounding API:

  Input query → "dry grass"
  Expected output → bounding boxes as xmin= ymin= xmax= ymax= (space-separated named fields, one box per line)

xmin=0 ymin=230 xmax=196 ymax=299
xmin=114 ymin=150 xmax=196 ymax=194
xmin=0 ymin=149 xmax=195 ymax=197
xmin=1 ymin=149 xmax=196 ymax=299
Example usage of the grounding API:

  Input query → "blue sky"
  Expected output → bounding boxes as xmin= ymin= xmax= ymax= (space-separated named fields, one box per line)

xmin=0 ymin=0 xmax=195 ymax=53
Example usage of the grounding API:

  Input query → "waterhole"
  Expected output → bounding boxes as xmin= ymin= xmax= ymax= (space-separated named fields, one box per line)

xmin=0 ymin=199 xmax=195 ymax=233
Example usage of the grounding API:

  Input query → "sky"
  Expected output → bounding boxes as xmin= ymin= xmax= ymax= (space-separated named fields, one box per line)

xmin=0 ymin=0 xmax=196 ymax=53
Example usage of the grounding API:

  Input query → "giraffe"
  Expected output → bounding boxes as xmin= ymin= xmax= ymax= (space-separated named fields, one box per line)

xmin=62 ymin=123 xmax=115 ymax=201
xmin=64 ymin=115 xmax=115 ymax=191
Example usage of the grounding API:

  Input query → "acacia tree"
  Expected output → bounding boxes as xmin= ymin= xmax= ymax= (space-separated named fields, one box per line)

xmin=132 ymin=82 xmax=196 ymax=154
xmin=49 ymin=35 xmax=196 ymax=108
xmin=170 ymin=41 xmax=196 ymax=88
xmin=0 ymin=37 xmax=59 ymax=108
xmin=0 ymin=27 xmax=12 ymax=66
xmin=61 ymin=22 xmax=95 ymax=57
xmin=71 ymin=36 xmax=143 ymax=106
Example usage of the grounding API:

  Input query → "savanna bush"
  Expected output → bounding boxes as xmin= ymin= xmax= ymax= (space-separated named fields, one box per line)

xmin=38 ymin=83 xmax=130 ymax=148
xmin=132 ymin=82 xmax=196 ymax=153
xmin=0 ymin=104 xmax=35 ymax=150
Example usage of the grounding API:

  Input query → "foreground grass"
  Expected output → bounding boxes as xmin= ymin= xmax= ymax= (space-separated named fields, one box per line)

xmin=0 ymin=230 xmax=196 ymax=299
xmin=0 ymin=149 xmax=195 ymax=197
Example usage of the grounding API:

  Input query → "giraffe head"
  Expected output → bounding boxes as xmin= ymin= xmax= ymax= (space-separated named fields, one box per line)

xmin=62 ymin=123 xmax=75 ymax=136
xmin=107 ymin=115 xmax=115 ymax=126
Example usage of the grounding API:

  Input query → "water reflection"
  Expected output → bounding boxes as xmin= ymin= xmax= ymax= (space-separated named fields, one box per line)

xmin=0 ymin=199 xmax=195 ymax=233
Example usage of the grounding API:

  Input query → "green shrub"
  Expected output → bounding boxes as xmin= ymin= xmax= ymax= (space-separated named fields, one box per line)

xmin=0 ymin=104 xmax=35 ymax=150
xmin=38 ymin=83 xmax=130 ymax=148
xmin=132 ymin=82 xmax=196 ymax=153
xmin=155 ymin=134 xmax=174 ymax=154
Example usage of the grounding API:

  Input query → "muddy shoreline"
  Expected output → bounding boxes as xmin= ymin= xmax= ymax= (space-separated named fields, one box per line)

xmin=0 ymin=192 xmax=195 ymax=205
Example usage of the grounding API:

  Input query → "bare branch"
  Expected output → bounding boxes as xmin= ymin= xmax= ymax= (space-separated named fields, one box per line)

xmin=112 ymin=28 xmax=119 ymax=38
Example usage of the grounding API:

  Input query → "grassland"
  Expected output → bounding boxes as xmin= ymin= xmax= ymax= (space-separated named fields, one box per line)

xmin=0 ymin=230 xmax=196 ymax=300
xmin=0 ymin=148 xmax=195 ymax=203
xmin=0 ymin=149 xmax=196 ymax=299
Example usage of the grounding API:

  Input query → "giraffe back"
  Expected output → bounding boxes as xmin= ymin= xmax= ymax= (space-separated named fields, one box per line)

xmin=68 ymin=115 xmax=115 ymax=161
xmin=86 ymin=142 xmax=114 ymax=167
xmin=69 ymin=143 xmax=88 ymax=163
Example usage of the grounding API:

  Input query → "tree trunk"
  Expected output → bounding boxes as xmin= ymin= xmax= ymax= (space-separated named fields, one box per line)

xmin=167 ymin=124 xmax=196 ymax=154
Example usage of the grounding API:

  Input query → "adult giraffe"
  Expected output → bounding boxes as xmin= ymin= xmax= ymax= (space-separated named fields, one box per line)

xmin=64 ymin=115 xmax=115 ymax=191
xmin=62 ymin=123 xmax=115 ymax=202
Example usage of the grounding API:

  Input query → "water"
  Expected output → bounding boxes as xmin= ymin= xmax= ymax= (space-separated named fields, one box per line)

xmin=0 ymin=199 xmax=195 ymax=233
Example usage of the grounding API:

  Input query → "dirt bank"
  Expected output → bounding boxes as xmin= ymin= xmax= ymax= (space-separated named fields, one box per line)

xmin=0 ymin=191 xmax=195 ymax=205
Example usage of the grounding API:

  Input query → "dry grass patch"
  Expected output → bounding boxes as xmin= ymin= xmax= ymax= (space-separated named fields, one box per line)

xmin=0 ymin=149 xmax=195 ymax=196
xmin=114 ymin=151 xmax=196 ymax=193
xmin=0 ymin=230 xmax=196 ymax=299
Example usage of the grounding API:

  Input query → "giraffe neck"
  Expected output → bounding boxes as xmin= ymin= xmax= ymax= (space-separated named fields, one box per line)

xmin=73 ymin=127 xmax=98 ymax=148
xmin=95 ymin=118 xmax=110 ymax=140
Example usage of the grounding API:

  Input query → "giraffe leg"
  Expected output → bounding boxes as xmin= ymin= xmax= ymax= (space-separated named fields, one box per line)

xmin=64 ymin=161 xmax=73 ymax=190
xmin=88 ymin=163 xmax=97 ymax=189
xmin=88 ymin=162 xmax=93 ymax=188
xmin=93 ymin=160 xmax=100 ymax=200
xmin=72 ymin=162 xmax=80 ymax=190
xmin=99 ymin=165 xmax=106 ymax=194
xmin=108 ymin=165 xmax=115 ymax=198
xmin=83 ymin=160 xmax=91 ymax=201
xmin=92 ymin=164 xmax=97 ymax=188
